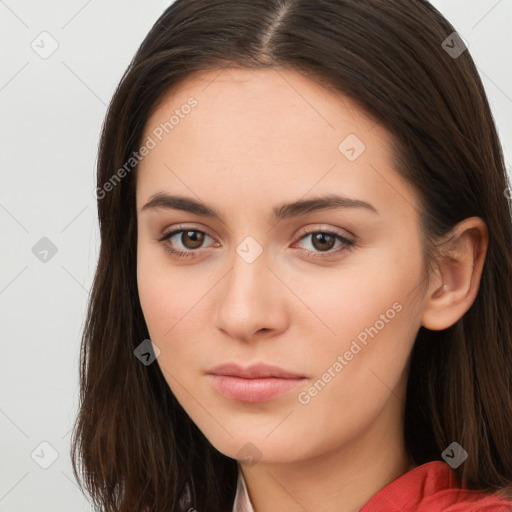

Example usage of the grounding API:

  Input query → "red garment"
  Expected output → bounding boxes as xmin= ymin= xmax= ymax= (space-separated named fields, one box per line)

xmin=360 ymin=461 xmax=512 ymax=511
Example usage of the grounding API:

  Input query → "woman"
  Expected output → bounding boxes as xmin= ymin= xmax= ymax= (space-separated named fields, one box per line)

xmin=71 ymin=1 xmax=512 ymax=510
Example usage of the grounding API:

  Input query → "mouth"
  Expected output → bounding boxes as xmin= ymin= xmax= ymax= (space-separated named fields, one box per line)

xmin=206 ymin=362 xmax=307 ymax=403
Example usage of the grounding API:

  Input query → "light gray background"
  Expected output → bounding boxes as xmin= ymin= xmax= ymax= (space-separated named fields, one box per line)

xmin=1 ymin=1 xmax=511 ymax=510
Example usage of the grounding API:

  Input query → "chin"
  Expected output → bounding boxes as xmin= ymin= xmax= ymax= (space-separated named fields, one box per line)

xmin=200 ymin=428 xmax=303 ymax=465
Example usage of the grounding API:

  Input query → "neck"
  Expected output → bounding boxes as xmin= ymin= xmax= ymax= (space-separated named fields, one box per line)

xmin=239 ymin=385 xmax=413 ymax=512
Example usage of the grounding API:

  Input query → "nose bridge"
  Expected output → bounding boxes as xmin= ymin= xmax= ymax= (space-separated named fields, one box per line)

xmin=226 ymin=234 xmax=271 ymax=305
xmin=214 ymin=233 xmax=284 ymax=339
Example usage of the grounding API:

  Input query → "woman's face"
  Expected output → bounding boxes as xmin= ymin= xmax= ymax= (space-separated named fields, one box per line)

xmin=136 ymin=67 xmax=429 ymax=464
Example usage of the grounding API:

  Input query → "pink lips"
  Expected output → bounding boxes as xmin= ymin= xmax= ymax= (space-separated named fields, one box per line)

xmin=206 ymin=363 xmax=306 ymax=403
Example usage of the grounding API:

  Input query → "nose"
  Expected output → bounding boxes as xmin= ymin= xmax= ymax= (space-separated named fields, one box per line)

xmin=214 ymin=246 xmax=289 ymax=343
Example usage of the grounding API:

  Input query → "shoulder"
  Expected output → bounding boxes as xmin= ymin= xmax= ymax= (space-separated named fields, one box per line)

xmin=360 ymin=461 xmax=512 ymax=512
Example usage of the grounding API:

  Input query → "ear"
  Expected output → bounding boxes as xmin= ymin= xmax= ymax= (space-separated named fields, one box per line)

xmin=421 ymin=217 xmax=488 ymax=331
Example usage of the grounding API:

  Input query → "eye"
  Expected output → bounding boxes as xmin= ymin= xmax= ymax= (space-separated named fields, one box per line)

xmin=293 ymin=230 xmax=355 ymax=258
xmin=157 ymin=226 xmax=218 ymax=259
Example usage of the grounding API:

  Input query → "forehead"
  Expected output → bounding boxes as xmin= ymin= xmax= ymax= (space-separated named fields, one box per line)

xmin=136 ymin=67 xmax=418 ymax=224
xmin=144 ymin=66 xmax=381 ymax=144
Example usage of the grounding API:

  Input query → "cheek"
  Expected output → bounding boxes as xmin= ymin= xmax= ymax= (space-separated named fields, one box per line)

xmin=137 ymin=240 xmax=195 ymax=336
xmin=136 ymin=245 xmax=214 ymax=379
xmin=136 ymin=258 xmax=198 ymax=407
xmin=137 ymin=258 xmax=173 ymax=339
xmin=296 ymin=250 xmax=421 ymax=397
xmin=289 ymin=277 xmax=417 ymax=453
xmin=287 ymin=258 xmax=410 ymax=346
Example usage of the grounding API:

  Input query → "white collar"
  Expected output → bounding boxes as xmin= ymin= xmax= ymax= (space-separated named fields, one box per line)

xmin=232 ymin=463 xmax=255 ymax=512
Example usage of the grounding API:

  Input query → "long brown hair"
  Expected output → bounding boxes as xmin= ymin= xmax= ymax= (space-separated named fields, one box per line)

xmin=71 ymin=1 xmax=512 ymax=510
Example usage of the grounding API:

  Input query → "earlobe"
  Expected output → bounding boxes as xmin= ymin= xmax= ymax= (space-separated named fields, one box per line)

xmin=422 ymin=278 xmax=457 ymax=331
xmin=420 ymin=217 xmax=488 ymax=331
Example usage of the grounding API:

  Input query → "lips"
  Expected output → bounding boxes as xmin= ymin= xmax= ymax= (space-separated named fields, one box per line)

xmin=207 ymin=362 xmax=305 ymax=379
xmin=206 ymin=362 xmax=307 ymax=403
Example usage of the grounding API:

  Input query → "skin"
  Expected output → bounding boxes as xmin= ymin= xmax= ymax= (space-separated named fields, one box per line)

xmin=135 ymin=67 xmax=488 ymax=512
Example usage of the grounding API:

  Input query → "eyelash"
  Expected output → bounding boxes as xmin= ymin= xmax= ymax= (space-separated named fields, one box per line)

xmin=156 ymin=225 xmax=355 ymax=260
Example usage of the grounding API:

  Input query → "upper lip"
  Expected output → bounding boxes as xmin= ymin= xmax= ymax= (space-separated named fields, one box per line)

xmin=207 ymin=362 xmax=305 ymax=379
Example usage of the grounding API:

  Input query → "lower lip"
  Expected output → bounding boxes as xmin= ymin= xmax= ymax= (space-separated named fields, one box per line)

xmin=207 ymin=374 xmax=306 ymax=403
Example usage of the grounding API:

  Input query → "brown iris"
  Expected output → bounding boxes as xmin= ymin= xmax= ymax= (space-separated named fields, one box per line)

xmin=181 ymin=230 xmax=205 ymax=249
xmin=310 ymin=232 xmax=336 ymax=251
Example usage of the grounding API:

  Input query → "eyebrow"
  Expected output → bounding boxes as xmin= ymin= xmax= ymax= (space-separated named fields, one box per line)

xmin=141 ymin=192 xmax=378 ymax=221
